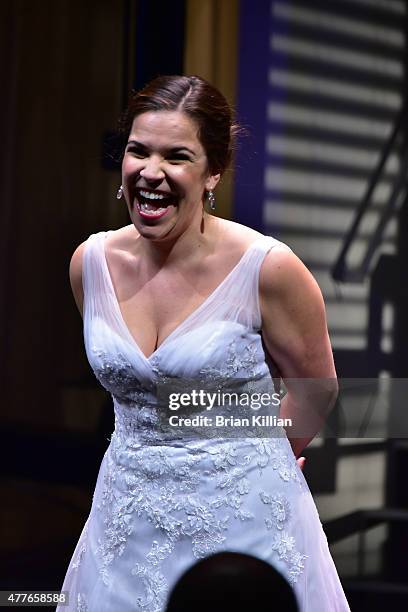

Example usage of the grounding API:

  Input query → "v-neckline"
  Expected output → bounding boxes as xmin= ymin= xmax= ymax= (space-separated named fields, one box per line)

xmin=100 ymin=233 xmax=265 ymax=362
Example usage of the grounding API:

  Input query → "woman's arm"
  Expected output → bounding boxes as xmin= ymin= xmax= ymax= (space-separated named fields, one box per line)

xmin=259 ymin=247 xmax=338 ymax=458
xmin=69 ymin=242 xmax=86 ymax=318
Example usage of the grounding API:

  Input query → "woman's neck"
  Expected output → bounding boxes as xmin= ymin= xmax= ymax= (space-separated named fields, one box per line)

xmin=135 ymin=212 xmax=221 ymax=269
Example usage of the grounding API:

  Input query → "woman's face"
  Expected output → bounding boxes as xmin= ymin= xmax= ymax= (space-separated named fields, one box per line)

xmin=122 ymin=110 xmax=220 ymax=242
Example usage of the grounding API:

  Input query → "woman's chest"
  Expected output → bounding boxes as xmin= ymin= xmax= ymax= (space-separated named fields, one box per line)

xmin=107 ymin=254 xmax=243 ymax=358
xmin=119 ymin=282 xmax=212 ymax=358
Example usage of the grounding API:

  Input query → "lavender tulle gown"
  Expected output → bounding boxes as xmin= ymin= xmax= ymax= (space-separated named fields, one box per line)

xmin=58 ymin=230 xmax=350 ymax=612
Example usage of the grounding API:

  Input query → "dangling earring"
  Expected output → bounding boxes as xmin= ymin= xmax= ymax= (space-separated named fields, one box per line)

xmin=116 ymin=185 xmax=123 ymax=200
xmin=207 ymin=190 xmax=216 ymax=211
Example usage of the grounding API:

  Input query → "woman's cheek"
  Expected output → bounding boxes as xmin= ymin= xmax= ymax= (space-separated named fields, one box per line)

xmin=122 ymin=156 xmax=140 ymax=175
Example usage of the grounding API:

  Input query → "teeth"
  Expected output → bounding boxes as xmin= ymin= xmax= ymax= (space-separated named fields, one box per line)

xmin=140 ymin=202 xmax=166 ymax=214
xmin=140 ymin=190 xmax=168 ymax=200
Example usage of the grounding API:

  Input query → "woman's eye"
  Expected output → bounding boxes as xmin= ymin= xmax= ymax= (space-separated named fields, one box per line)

xmin=126 ymin=147 xmax=146 ymax=158
xmin=167 ymin=155 xmax=190 ymax=163
xmin=127 ymin=148 xmax=146 ymax=158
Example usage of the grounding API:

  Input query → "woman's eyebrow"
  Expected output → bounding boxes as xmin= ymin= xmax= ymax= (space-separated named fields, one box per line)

xmin=168 ymin=146 xmax=196 ymax=155
xmin=126 ymin=139 xmax=196 ymax=155
xmin=126 ymin=139 xmax=147 ymax=148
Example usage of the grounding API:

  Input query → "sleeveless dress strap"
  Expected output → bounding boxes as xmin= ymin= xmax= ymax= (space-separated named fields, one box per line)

xmin=233 ymin=235 xmax=292 ymax=331
xmin=82 ymin=230 xmax=292 ymax=335
xmin=82 ymin=231 xmax=112 ymax=320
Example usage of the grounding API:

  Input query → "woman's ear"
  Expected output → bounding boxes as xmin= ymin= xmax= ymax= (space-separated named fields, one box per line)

xmin=205 ymin=173 xmax=221 ymax=192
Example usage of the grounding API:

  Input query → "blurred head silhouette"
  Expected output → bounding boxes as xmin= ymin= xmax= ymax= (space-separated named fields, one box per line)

xmin=165 ymin=552 xmax=299 ymax=611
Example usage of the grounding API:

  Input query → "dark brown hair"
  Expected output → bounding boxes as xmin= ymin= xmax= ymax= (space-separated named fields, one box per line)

xmin=119 ymin=75 xmax=241 ymax=175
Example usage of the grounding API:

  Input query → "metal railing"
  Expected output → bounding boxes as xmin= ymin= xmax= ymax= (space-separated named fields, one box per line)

xmin=332 ymin=100 xmax=408 ymax=283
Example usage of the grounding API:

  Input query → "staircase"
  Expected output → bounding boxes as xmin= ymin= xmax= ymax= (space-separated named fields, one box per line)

xmin=263 ymin=1 xmax=408 ymax=609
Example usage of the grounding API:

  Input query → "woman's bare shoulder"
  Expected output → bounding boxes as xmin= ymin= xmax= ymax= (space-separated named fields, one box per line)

xmin=259 ymin=241 xmax=312 ymax=295
xmin=69 ymin=224 xmax=136 ymax=315
xmin=69 ymin=241 xmax=88 ymax=316
xmin=104 ymin=224 xmax=140 ymax=259
xmin=215 ymin=218 xmax=265 ymax=251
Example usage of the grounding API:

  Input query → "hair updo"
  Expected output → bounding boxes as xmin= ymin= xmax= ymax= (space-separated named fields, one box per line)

xmin=119 ymin=75 xmax=241 ymax=176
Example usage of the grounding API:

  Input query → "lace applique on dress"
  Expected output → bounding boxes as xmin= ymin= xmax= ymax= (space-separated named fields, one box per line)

xmin=91 ymin=347 xmax=150 ymax=406
xmin=95 ymin=441 xmax=230 ymax=590
xmin=209 ymin=442 xmax=254 ymax=521
xmin=271 ymin=531 xmax=307 ymax=585
xmin=132 ymin=563 xmax=168 ymax=612
xmin=260 ymin=491 xmax=291 ymax=530
xmin=198 ymin=338 xmax=261 ymax=384
xmin=76 ymin=593 xmax=88 ymax=612
xmin=95 ymin=431 xmax=307 ymax=599
xmin=251 ymin=439 xmax=300 ymax=482
xmin=71 ymin=526 xmax=88 ymax=571
xmin=91 ymin=335 xmax=306 ymax=597
xmin=95 ymin=452 xmax=134 ymax=586
xmin=57 ymin=233 xmax=351 ymax=611
xmin=260 ymin=491 xmax=307 ymax=585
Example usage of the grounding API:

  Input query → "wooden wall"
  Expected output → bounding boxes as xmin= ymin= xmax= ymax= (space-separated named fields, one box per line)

xmin=0 ymin=0 xmax=239 ymax=431
xmin=0 ymin=0 xmax=126 ymax=429
xmin=184 ymin=0 xmax=239 ymax=221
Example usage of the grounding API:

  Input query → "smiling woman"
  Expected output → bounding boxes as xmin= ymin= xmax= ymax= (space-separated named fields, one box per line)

xmin=59 ymin=75 xmax=350 ymax=612
xmin=122 ymin=110 xmax=219 ymax=238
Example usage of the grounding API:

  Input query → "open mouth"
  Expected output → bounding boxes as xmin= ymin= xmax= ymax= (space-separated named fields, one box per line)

xmin=135 ymin=189 xmax=177 ymax=219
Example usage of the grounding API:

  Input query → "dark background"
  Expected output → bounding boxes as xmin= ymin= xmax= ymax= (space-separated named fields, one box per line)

xmin=1 ymin=1 xmax=408 ymax=610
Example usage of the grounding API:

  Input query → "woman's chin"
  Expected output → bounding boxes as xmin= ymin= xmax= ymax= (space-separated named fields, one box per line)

xmin=132 ymin=216 xmax=178 ymax=241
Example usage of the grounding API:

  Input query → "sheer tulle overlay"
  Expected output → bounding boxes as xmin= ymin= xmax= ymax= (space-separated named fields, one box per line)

xmin=58 ymin=231 xmax=350 ymax=612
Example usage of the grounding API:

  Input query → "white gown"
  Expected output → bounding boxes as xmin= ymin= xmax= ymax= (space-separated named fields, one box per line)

xmin=58 ymin=230 xmax=350 ymax=612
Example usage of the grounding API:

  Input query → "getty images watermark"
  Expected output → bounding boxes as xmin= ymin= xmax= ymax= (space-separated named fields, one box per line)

xmin=155 ymin=377 xmax=408 ymax=439
xmin=166 ymin=388 xmax=292 ymax=429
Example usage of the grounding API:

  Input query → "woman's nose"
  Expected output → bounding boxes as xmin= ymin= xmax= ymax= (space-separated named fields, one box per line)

xmin=140 ymin=156 xmax=165 ymax=181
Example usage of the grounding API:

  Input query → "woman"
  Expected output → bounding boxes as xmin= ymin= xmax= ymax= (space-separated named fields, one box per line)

xmin=60 ymin=75 xmax=350 ymax=611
